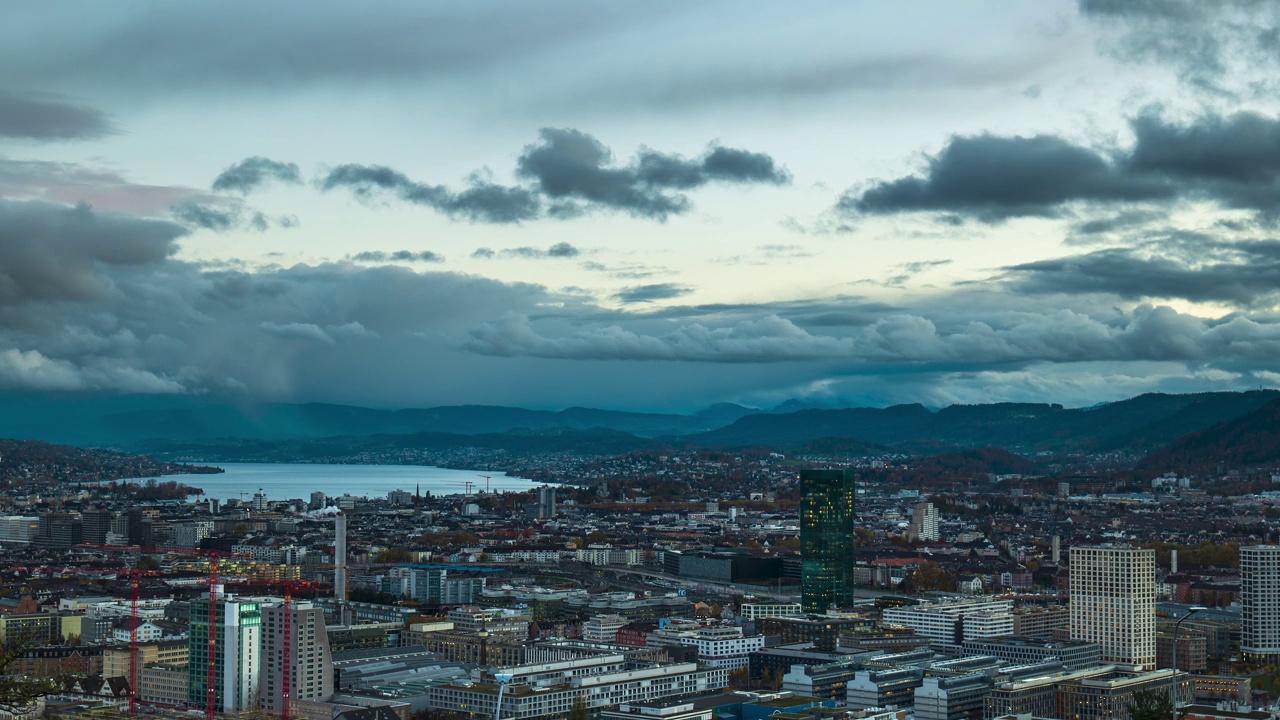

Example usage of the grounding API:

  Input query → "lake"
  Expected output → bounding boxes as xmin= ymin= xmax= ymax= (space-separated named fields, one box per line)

xmin=159 ymin=462 xmax=542 ymax=502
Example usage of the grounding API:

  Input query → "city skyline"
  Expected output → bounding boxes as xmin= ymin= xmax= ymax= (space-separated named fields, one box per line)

xmin=4 ymin=2 xmax=1280 ymax=412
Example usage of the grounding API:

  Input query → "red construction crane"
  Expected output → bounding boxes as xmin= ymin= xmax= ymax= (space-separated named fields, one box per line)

xmin=129 ymin=570 xmax=139 ymax=718
xmin=80 ymin=543 xmax=245 ymax=720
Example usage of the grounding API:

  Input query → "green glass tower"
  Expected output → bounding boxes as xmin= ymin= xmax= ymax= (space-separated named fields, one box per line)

xmin=800 ymin=468 xmax=856 ymax=612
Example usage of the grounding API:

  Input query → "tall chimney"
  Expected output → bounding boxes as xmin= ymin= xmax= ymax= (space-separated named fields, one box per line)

xmin=1051 ymin=535 xmax=1060 ymax=564
xmin=335 ymin=512 xmax=348 ymax=602
xmin=1170 ymin=549 xmax=1178 ymax=575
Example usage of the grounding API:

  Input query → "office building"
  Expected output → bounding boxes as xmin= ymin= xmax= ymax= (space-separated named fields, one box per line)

xmin=261 ymin=600 xmax=334 ymax=714
xmin=380 ymin=567 xmax=485 ymax=604
xmin=583 ymin=615 xmax=628 ymax=644
xmin=800 ymin=469 xmax=856 ymax=612
xmin=846 ymin=667 xmax=925 ymax=709
xmin=1241 ymin=545 xmax=1280 ymax=663
xmin=0 ymin=516 xmax=39 ymax=544
xmin=881 ymin=597 xmax=1014 ymax=645
xmin=187 ymin=591 xmax=262 ymax=713
xmin=913 ymin=674 xmax=992 ymax=720
xmin=740 ymin=603 xmax=802 ymax=620
xmin=81 ymin=508 xmax=114 ymax=546
xmin=35 ymin=513 xmax=82 ymax=549
xmin=909 ymin=501 xmax=940 ymax=542
xmin=1011 ymin=606 xmax=1068 ymax=638
xmin=1069 ymin=545 xmax=1156 ymax=671
xmin=960 ymin=637 xmax=1101 ymax=671
xmin=418 ymin=655 xmax=726 ymax=719
xmin=1058 ymin=669 xmax=1191 ymax=720
xmin=984 ymin=664 xmax=1113 ymax=719
xmin=535 ymin=486 xmax=556 ymax=519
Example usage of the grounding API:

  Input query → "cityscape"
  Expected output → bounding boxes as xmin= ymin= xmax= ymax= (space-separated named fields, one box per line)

xmin=5 ymin=4 xmax=1280 ymax=720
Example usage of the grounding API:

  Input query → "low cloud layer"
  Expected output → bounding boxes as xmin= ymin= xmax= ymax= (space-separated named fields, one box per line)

xmin=1008 ymin=238 xmax=1280 ymax=307
xmin=1 ymin=196 xmax=1278 ymax=408
xmin=321 ymin=128 xmax=788 ymax=223
xmin=0 ymin=92 xmax=113 ymax=141
xmin=840 ymin=110 xmax=1280 ymax=223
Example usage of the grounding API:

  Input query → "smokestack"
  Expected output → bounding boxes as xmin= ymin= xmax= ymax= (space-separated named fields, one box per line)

xmin=1171 ymin=549 xmax=1178 ymax=575
xmin=1051 ymin=535 xmax=1060 ymax=564
xmin=335 ymin=513 xmax=348 ymax=602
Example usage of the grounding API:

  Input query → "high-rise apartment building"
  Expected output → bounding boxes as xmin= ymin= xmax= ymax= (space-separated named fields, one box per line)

xmin=1069 ymin=545 xmax=1155 ymax=671
xmin=535 ymin=486 xmax=557 ymax=519
xmin=261 ymin=600 xmax=333 ymax=714
xmin=909 ymin=501 xmax=940 ymax=542
xmin=800 ymin=469 xmax=856 ymax=612
xmin=1241 ymin=545 xmax=1280 ymax=663
xmin=187 ymin=592 xmax=262 ymax=713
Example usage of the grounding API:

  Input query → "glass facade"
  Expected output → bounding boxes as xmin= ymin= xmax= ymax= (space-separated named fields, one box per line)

xmin=800 ymin=469 xmax=856 ymax=612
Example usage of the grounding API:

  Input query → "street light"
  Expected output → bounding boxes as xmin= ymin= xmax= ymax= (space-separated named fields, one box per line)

xmin=1171 ymin=605 xmax=1207 ymax=720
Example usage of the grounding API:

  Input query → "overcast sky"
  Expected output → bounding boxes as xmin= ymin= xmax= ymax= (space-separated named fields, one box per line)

xmin=3 ymin=0 xmax=1280 ymax=411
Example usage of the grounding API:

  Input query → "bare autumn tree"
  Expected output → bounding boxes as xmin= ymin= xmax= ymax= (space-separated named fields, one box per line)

xmin=0 ymin=632 xmax=79 ymax=715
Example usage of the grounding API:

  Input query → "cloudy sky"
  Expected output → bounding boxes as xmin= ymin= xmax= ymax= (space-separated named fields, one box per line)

xmin=4 ymin=0 xmax=1280 ymax=412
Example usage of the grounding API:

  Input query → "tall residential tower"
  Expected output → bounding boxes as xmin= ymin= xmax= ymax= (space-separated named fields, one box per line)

xmin=261 ymin=600 xmax=334 ymax=713
xmin=1242 ymin=545 xmax=1280 ymax=663
xmin=1069 ymin=545 xmax=1156 ymax=671
xmin=800 ymin=469 xmax=856 ymax=612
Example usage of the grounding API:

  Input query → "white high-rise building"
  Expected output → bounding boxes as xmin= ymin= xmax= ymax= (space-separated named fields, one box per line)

xmin=261 ymin=600 xmax=334 ymax=713
xmin=1069 ymin=545 xmax=1156 ymax=671
xmin=1242 ymin=545 xmax=1280 ymax=662
xmin=187 ymin=592 xmax=262 ymax=713
xmin=909 ymin=501 xmax=940 ymax=541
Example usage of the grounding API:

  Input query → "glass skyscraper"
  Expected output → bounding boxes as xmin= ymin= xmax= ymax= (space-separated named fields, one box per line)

xmin=800 ymin=468 xmax=856 ymax=612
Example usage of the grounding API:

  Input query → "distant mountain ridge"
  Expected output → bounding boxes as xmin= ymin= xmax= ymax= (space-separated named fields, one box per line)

xmin=1 ymin=389 xmax=1277 ymax=457
xmin=681 ymin=390 xmax=1280 ymax=453
xmin=1137 ymin=397 xmax=1280 ymax=475
xmin=0 ymin=392 xmax=759 ymax=447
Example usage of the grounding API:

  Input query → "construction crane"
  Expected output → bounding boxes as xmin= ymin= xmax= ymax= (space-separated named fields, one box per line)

xmin=82 ymin=543 xmax=246 ymax=720
xmin=477 ymin=474 xmax=491 ymax=493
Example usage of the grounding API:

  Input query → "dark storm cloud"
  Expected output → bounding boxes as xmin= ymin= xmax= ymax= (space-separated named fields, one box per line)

xmin=516 ymin=128 xmax=789 ymax=220
xmin=0 ymin=199 xmax=185 ymax=305
xmin=1079 ymin=0 xmax=1280 ymax=96
xmin=613 ymin=284 xmax=693 ymax=304
xmin=841 ymin=111 xmax=1280 ymax=223
xmin=3 ymin=193 xmax=1280 ymax=407
xmin=321 ymin=129 xmax=787 ymax=223
xmin=350 ymin=250 xmax=444 ymax=263
xmin=841 ymin=134 xmax=1173 ymax=221
xmin=465 ymin=302 xmax=1280 ymax=368
xmin=211 ymin=157 xmax=303 ymax=194
xmin=320 ymin=164 xmax=541 ymax=224
xmin=0 ymin=92 xmax=113 ymax=141
xmin=1007 ymin=239 xmax=1280 ymax=307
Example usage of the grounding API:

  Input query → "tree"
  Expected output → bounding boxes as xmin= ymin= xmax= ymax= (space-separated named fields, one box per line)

xmin=0 ymin=633 xmax=78 ymax=714
xmin=567 ymin=695 xmax=589 ymax=720
xmin=1126 ymin=688 xmax=1176 ymax=720
xmin=137 ymin=556 xmax=161 ymax=572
